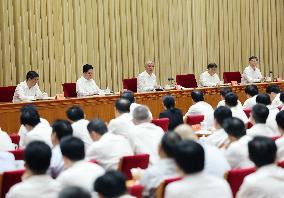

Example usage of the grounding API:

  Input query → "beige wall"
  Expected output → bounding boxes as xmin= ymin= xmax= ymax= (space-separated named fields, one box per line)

xmin=0 ymin=0 xmax=284 ymax=95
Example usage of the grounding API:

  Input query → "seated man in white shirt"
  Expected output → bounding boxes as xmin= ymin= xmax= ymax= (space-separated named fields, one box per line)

xmin=0 ymin=151 xmax=16 ymax=173
xmin=237 ymin=137 xmax=284 ymax=198
xmin=129 ymin=105 xmax=164 ymax=164
xmin=66 ymin=106 xmax=93 ymax=150
xmin=241 ymin=56 xmax=263 ymax=83
xmin=137 ymin=60 xmax=159 ymax=92
xmin=57 ymin=136 xmax=105 ymax=192
xmin=76 ymin=64 xmax=101 ymax=97
xmin=243 ymin=84 xmax=258 ymax=109
xmin=86 ymin=118 xmax=133 ymax=170
xmin=223 ymin=118 xmax=253 ymax=169
xmin=276 ymin=111 xmax=284 ymax=161
xmin=58 ymin=186 xmax=91 ymax=198
xmin=266 ymin=84 xmax=282 ymax=108
xmin=225 ymin=92 xmax=249 ymax=124
xmin=204 ymin=106 xmax=232 ymax=148
xmin=199 ymin=63 xmax=221 ymax=87
xmin=217 ymin=87 xmax=242 ymax=108
xmin=6 ymin=141 xmax=61 ymax=198
xmin=140 ymin=132 xmax=181 ymax=197
xmin=13 ymin=71 xmax=46 ymax=102
xmin=49 ymin=119 xmax=73 ymax=178
xmin=183 ymin=90 xmax=214 ymax=128
xmin=0 ymin=129 xmax=15 ymax=151
xmin=165 ymin=140 xmax=232 ymax=198
xmin=281 ymin=92 xmax=284 ymax=111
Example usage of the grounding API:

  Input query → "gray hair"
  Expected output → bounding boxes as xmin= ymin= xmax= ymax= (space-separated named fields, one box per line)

xmin=133 ymin=105 xmax=151 ymax=122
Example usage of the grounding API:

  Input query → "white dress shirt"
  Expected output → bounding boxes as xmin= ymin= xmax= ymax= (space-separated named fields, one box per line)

xmin=242 ymin=95 xmax=257 ymax=109
xmin=86 ymin=132 xmax=134 ymax=170
xmin=0 ymin=130 xmax=15 ymax=151
xmin=237 ymin=164 xmax=284 ymax=198
xmin=217 ymin=99 xmax=243 ymax=108
xmin=247 ymin=123 xmax=276 ymax=137
xmin=276 ymin=136 xmax=284 ymax=161
xmin=165 ymin=172 xmax=232 ymax=198
xmin=137 ymin=71 xmax=157 ymax=92
xmin=108 ymin=113 xmax=134 ymax=138
xmin=242 ymin=66 xmax=262 ymax=83
xmin=230 ymin=106 xmax=249 ymax=124
xmin=184 ymin=101 xmax=214 ymax=128
xmin=204 ymin=128 xmax=229 ymax=148
xmin=6 ymin=174 xmax=61 ymax=198
xmin=271 ymin=93 xmax=282 ymax=108
xmin=57 ymin=160 xmax=105 ymax=192
xmin=48 ymin=145 xmax=64 ymax=178
xmin=72 ymin=119 xmax=93 ymax=151
xmin=199 ymin=71 xmax=221 ymax=87
xmin=0 ymin=151 xmax=16 ymax=173
xmin=266 ymin=105 xmax=280 ymax=134
xmin=129 ymin=122 xmax=164 ymax=165
xmin=76 ymin=76 xmax=101 ymax=97
xmin=13 ymin=81 xmax=43 ymax=102
xmin=225 ymin=135 xmax=254 ymax=169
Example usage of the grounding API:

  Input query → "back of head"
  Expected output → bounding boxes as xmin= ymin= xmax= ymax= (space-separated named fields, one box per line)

xmin=276 ymin=111 xmax=284 ymax=131
xmin=121 ymin=90 xmax=135 ymax=104
xmin=52 ymin=119 xmax=73 ymax=141
xmin=20 ymin=108 xmax=41 ymax=127
xmin=207 ymin=63 xmax=217 ymax=69
xmin=245 ymin=85 xmax=259 ymax=97
xmin=220 ymin=87 xmax=232 ymax=98
xmin=174 ymin=140 xmax=204 ymax=174
xmin=163 ymin=95 xmax=175 ymax=110
xmin=223 ymin=117 xmax=246 ymax=139
xmin=87 ymin=118 xmax=108 ymax=135
xmin=214 ymin=106 xmax=232 ymax=127
xmin=174 ymin=124 xmax=198 ymax=141
xmin=191 ymin=90 xmax=204 ymax=103
xmin=132 ymin=105 xmax=151 ymax=123
xmin=20 ymin=104 xmax=37 ymax=113
xmin=256 ymin=94 xmax=271 ymax=106
xmin=26 ymin=71 xmax=39 ymax=80
xmin=252 ymin=104 xmax=269 ymax=124
xmin=94 ymin=170 xmax=127 ymax=197
xmin=280 ymin=92 xmax=284 ymax=103
xmin=266 ymin=84 xmax=280 ymax=94
xmin=225 ymin=92 xmax=238 ymax=107
xmin=25 ymin=141 xmax=51 ymax=174
xmin=115 ymin=98 xmax=130 ymax=114
xmin=161 ymin=132 xmax=182 ymax=158
xmin=248 ymin=136 xmax=277 ymax=167
xmin=66 ymin=106 xmax=84 ymax=122
xmin=60 ymin=136 xmax=85 ymax=161
xmin=58 ymin=186 xmax=91 ymax=198
xmin=83 ymin=64 xmax=93 ymax=73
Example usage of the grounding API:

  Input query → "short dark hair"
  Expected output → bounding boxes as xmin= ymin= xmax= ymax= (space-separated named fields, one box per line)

xmin=280 ymin=92 xmax=284 ymax=103
xmin=120 ymin=91 xmax=135 ymax=104
xmin=24 ymin=141 xmax=51 ymax=174
xmin=115 ymin=98 xmax=130 ymax=114
xmin=248 ymin=136 xmax=276 ymax=167
xmin=256 ymin=94 xmax=271 ymax=105
xmin=276 ymin=111 xmax=284 ymax=130
xmin=249 ymin=56 xmax=258 ymax=61
xmin=161 ymin=132 xmax=182 ymax=158
xmin=26 ymin=71 xmax=39 ymax=80
xmin=163 ymin=95 xmax=175 ymax=110
xmin=251 ymin=104 xmax=269 ymax=123
xmin=94 ymin=170 xmax=127 ymax=197
xmin=66 ymin=106 xmax=84 ymax=122
xmin=214 ymin=106 xmax=232 ymax=127
xmin=266 ymin=84 xmax=280 ymax=94
xmin=20 ymin=108 xmax=40 ymax=127
xmin=87 ymin=118 xmax=108 ymax=135
xmin=223 ymin=117 xmax=246 ymax=139
xmin=220 ymin=87 xmax=232 ymax=97
xmin=245 ymin=85 xmax=259 ymax=97
xmin=191 ymin=90 xmax=204 ymax=103
xmin=58 ymin=186 xmax=91 ymax=198
xmin=83 ymin=64 xmax=93 ymax=73
xmin=52 ymin=119 xmax=73 ymax=141
xmin=207 ymin=63 xmax=217 ymax=69
xmin=173 ymin=140 xmax=204 ymax=174
xmin=60 ymin=136 xmax=85 ymax=161
xmin=20 ymin=104 xmax=37 ymax=113
xmin=225 ymin=92 xmax=238 ymax=107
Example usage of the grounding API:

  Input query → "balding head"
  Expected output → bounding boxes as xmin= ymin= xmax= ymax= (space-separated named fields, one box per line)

xmin=132 ymin=105 xmax=151 ymax=124
xmin=174 ymin=124 xmax=198 ymax=141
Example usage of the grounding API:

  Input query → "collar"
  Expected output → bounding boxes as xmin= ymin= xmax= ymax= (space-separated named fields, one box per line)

xmin=143 ymin=70 xmax=154 ymax=77
xmin=81 ymin=76 xmax=92 ymax=82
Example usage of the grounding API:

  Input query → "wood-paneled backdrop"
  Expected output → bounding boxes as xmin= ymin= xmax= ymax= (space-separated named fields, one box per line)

xmin=0 ymin=0 xmax=284 ymax=95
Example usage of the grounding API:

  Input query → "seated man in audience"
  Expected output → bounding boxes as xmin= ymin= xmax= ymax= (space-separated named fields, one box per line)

xmin=266 ymin=84 xmax=282 ymax=108
xmin=159 ymin=95 xmax=183 ymax=130
xmin=223 ymin=118 xmax=253 ymax=169
xmin=57 ymin=136 xmax=105 ymax=192
xmin=276 ymin=111 xmax=284 ymax=161
xmin=0 ymin=151 xmax=16 ymax=173
xmin=94 ymin=170 xmax=135 ymax=198
xmin=66 ymin=106 xmax=93 ymax=150
xmin=0 ymin=128 xmax=15 ymax=151
xmin=140 ymin=132 xmax=181 ymax=197
xmin=204 ymin=106 xmax=232 ymax=148
xmin=217 ymin=87 xmax=242 ymax=108
xmin=280 ymin=92 xmax=284 ymax=110
xmin=129 ymin=105 xmax=164 ymax=164
xmin=243 ymin=84 xmax=258 ymax=109
xmin=49 ymin=119 xmax=73 ymax=178
xmin=6 ymin=141 xmax=61 ymax=198
xmin=58 ymin=186 xmax=91 ymax=198
xmin=242 ymin=56 xmax=262 ymax=83
xmin=165 ymin=140 xmax=232 ymax=198
xmin=137 ymin=60 xmax=159 ymax=92
xmin=183 ymin=90 xmax=214 ymax=128
xmin=87 ymin=118 xmax=133 ymax=170
xmin=108 ymin=98 xmax=134 ymax=138
xmin=247 ymin=104 xmax=275 ymax=137
xmin=237 ymin=137 xmax=284 ymax=198
xmin=225 ymin=92 xmax=249 ymax=124
xmin=199 ymin=63 xmax=221 ymax=87
xmin=76 ymin=64 xmax=101 ymax=97
xmin=256 ymin=93 xmax=279 ymax=133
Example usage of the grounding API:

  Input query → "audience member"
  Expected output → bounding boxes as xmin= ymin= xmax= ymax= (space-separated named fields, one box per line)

xmin=276 ymin=111 xmax=284 ymax=161
xmin=280 ymin=92 xmax=284 ymax=110
xmin=266 ymin=84 xmax=282 ymax=108
xmin=243 ymin=84 xmax=258 ymax=109
xmin=199 ymin=63 xmax=221 ymax=87
xmin=58 ymin=186 xmax=91 ymax=198
xmin=0 ymin=151 xmax=16 ymax=173
xmin=0 ymin=128 xmax=15 ymax=151
xmin=217 ymin=87 xmax=242 ymax=108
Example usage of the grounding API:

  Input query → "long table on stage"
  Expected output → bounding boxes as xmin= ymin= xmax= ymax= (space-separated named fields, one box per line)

xmin=1 ymin=82 xmax=283 ymax=134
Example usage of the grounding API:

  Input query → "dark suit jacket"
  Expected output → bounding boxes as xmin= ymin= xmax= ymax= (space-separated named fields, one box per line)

xmin=159 ymin=108 xmax=183 ymax=130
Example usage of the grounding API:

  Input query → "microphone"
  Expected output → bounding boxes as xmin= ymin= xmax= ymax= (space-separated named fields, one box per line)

xmin=168 ymin=77 xmax=174 ymax=81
